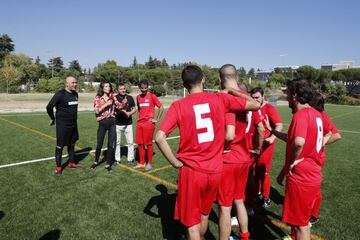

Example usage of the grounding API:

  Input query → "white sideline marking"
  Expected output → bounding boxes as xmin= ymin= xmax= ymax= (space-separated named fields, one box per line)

xmin=0 ymin=136 xmax=180 ymax=169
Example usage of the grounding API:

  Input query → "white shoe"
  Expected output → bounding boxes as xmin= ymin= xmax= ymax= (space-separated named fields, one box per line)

xmin=229 ymin=235 xmax=239 ymax=240
xmin=231 ymin=216 xmax=239 ymax=227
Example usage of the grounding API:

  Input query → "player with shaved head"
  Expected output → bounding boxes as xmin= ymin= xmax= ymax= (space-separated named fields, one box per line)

xmin=46 ymin=76 xmax=79 ymax=176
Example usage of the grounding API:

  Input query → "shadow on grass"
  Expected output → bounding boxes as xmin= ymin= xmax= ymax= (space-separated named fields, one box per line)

xmin=39 ymin=229 xmax=61 ymax=240
xmin=61 ymin=147 xmax=92 ymax=169
xmin=0 ymin=211 xmax=4 ymax=220
xmin=144 ymin=184 xmax=185 ymax=240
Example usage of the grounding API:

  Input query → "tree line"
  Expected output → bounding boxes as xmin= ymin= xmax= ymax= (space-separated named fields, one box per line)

xmin=0 ymin=33 xmax=359 ymax=104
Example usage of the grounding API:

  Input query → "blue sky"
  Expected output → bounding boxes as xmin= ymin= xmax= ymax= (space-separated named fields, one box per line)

xmin=1 ymin=0 xmax=359 ymax=70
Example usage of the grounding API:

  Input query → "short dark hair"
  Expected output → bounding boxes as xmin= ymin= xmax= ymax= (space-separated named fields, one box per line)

xmin=219 ymin=64 xmax=237 ymax=90
xmin=116 ymin=81 xmax=125 ymax=88
xmin=250 ymin=87 xmax=264 ymax=96
xmin=97 ymin=80 xmax=113 ymax=96
xmin=181 ymin=65 xmax=204 ymax=89
xmin=138 ymin=79 xmax=149 ymax=87
xmin=310 ymin=92 xmax=325 ymax=112
xmin=286 ymin=79 xmax=314 ymax=104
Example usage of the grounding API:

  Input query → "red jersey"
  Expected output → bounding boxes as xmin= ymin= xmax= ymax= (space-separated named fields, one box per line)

xmin=136 ymin=92 xmax=162 ymax=125
xmin=159 ymin=92 xmax=247 ymax=174
xmin=319 ymin=111 xmax=338 ymax=166
xmin=286 ymin=107 xmax=325 ymax=186
xmin=258 ymin=102 xmax=282 ymax=139
xmin=245 ymin=110 xmax=262 ymax=150
xmin=224 ymin=110 xmax=249 ymax=164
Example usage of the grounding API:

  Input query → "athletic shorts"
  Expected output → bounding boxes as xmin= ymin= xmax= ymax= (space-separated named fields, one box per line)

xmin=282 ymin=181 xmax=320 ymax=227
xmin=56 ymin=122 xmax=79 ymax=146
xmin=174 ymin=166 xmax=221 ymax=227
xmin=218 ymin=162 xmax=250 ymax=207
xmin=135 ymin=123 xmax=155 ymax=144
xmin=256 ymin=142 xmax=276 ymax=173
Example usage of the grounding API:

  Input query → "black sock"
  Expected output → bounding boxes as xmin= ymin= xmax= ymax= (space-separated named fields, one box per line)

xmin=55 ymin=147 xmax=63 ymax=167
xmin=68 ymin=145 xmax=75 ymax=163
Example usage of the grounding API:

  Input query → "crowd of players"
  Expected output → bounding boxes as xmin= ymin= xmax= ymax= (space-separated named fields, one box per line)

xmin=46 ymin=64 xmax=341 ymax=240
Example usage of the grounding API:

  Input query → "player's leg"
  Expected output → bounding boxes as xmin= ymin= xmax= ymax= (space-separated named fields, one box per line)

xmin=262 ymin=143 xmax=275 ymax=207
xmin=144 ymin=123 xmax=155 ymax=171
xmin=219 ymin=205 xmax=232 ymax=240
xmin=295 ymin=225 xmax=311 ymax=240
xmin=92 ymin=120 xmax=106 ymax=168
xmin=135 ymin=125 xmax=146 ymax=168
xmin=115 ymin=125 xmax=123 ymax=163
xmin=105 ymin=119 xmax=116 ymax=171
xmin=54 ymin=145 xmax=63 ymax=176
xmin=124 ymin=124 xmax=134 ymax=165
xmin=187 ymin=223 xmax=201 ymax=240
xmin=200 ymin=214 xmax=210 ymax=239
xmin=67 ymin=144 xmax=76 ymax=168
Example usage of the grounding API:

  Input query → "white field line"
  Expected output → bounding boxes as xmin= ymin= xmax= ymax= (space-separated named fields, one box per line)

xmin=0 ymin=136 xmax=180 ymax=169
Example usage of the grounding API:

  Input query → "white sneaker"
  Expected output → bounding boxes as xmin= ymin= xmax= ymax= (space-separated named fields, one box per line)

xmin=229 ymin=235 xmax=240 ymax=240
xmin=231 ymin=216 xmax=239 ymax=227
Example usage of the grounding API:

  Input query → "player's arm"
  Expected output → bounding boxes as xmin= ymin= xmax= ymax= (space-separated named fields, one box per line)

xmin=265 ymin=122 xmax=284 ymax=144
xmin=277 ymin=136 xmax=305 ymax=185
xmin=46 ymin=93 xmax=59 ymax=126
xmin=264 ymin=115 xmax=287 ymax=142
xmin=253 ymin=122 xmax=265 ymax=154
xmin=326 ymin=132 xmax=341 ymax=145
xmin=153 ymin=104 xmax=164 ymax=123
xmin=155 ymin=130 xmax=183 ymax=168
xmin=227 ymin=88 xmax=260 ymax=111
xmin=224 ymin=125 xmax=235 ymax=149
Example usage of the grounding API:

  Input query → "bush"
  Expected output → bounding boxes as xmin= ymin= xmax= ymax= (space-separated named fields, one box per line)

xmin=36 ymin=77 xmax=64 ymax=92
xmin=150 ymin=85 xmax=166 ymax=97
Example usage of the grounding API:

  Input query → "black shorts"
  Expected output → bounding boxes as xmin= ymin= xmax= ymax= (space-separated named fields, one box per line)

xmin=56 ymin=122 xmax=79 ymax=147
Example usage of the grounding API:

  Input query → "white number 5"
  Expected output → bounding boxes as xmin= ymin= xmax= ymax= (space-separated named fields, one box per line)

xmin=193 ymin=103 xmax=214 ymax=143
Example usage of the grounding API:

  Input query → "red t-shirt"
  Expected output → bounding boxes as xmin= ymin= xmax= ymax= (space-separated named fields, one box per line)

xmin=286 ymin=107 xmax=325 ymax=186
xmin=136 ymin=92 xmax=162 ymax=125
xmin=245 ymin=110 xmax=262 ymax=150
xmin=319 ymin=111 xmax=339 ymax=166
xmin=258 ymin=102 xmax=282 ymax=139
xmin=224 ymin=109 xmax=250 ymax=164
xmin=159 ymin=92 xmax=247 ymax=174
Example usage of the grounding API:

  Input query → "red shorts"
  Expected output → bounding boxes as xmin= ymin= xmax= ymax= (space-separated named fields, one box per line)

xmin=218 ymin=162 xmax=250 ymax=207
xmin=282 ymin=181 xmax=320 ymax=226
xmin=256 ymin=142 xmax=276 ymax=173
xmin=135 ymin=123 xmax=155 ymax=144
xmin=174 ymin=166 xmax=221 ymax=227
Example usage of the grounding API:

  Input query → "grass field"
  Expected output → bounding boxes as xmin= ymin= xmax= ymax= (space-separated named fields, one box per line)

xmin=0 ymin=104 xmax=359 ymax=240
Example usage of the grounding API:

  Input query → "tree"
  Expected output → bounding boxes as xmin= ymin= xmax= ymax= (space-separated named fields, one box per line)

xmin=94 ymin=60 xmax=121 ymax=82
xmin=0 ymin=54 xmax=32 ymax=93
xmin=0 ymin=34 xmax=15 ymax=64
xmin=132 ymin=56 xmax=138 ymax=67
xmin=161 ymin=58 xmax=169 ymax=68
xmin=295 ymin=65 xmax=320 ymax=83
xmin=48 ymin=57 xmax=64 ymax=77
xmin=267 ymin=72 xmax=286 ymax=88
xmin=247 ymin=68 xmax=256 ymax=80
xmin=145 ymin=56 xmax=156 ymax=69
xmin=68 ymin=60 xmax=82 ymax=73
xmin=35 ymin=56 xmax=41 ymax=64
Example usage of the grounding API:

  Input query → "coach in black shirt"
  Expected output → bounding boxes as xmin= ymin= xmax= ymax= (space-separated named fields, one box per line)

xmin=114 ymin=82 xmax=137 ymax=165
xmin=46 ymin=76 xmax=79 ymax=176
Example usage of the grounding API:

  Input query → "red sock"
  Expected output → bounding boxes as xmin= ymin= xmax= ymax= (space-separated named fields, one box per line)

xmin=138 ymin=145 xmax=145 ymax=165
xmin=263 ymin=173 xmax=271 ymax=199
xmin=239 ymin=231 xmax=250 ymax=240
xmin=147 ymin=144 xmax=153 ymax=165
xmin=291 ymin=227 xmax=296 ymax=240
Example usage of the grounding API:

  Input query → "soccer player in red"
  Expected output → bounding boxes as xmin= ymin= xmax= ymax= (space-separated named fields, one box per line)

xmin=155 ymin=65 xmax=260 ymax=240
xmin=134 ymin=80 xmax=164 ymax=171
xmin=266 ymin=79 xmax=329 ymax=240
xmin=250 ymin=87 xmax=283 ymax=208
xmin=309 ymin=92 xmax=342 ymax=225
xmin=217 ymin=65 xmax=262 ymax=240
